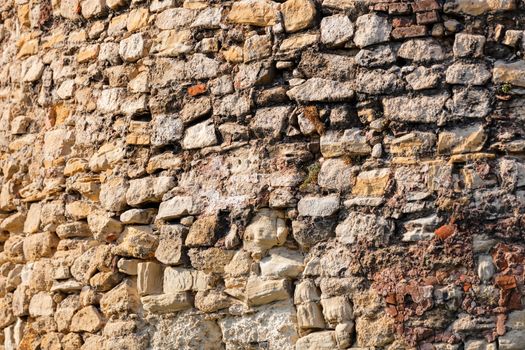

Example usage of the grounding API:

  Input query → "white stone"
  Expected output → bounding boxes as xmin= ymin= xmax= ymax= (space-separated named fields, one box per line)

xmin=119 ymin=33 xmax=148 ymax=62
xmin=320 ymin=14 xmax=353 ymax=47
xmin=21 ymin=56 xmax=44 ymax=82
xmin=182 ymin=120 xmax=218 ymax=150
xmin=29 ymin=292 xmax=54 ymax=317
xmin=260 ymin=247 xmax=304 ymax=278
xmin=297 ymin=194 xmax=340 ymax=217
xmin=157 ymin=196 xmax=195 ymax=220
xmin=353 ymin=14 xmax=391 ymax=48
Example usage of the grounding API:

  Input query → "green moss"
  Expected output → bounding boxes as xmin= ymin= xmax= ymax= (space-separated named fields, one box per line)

xmin=299 ymin=163 xmax=321 ymax=192
xmin=501 ymin=83 xmax=512 ymax=94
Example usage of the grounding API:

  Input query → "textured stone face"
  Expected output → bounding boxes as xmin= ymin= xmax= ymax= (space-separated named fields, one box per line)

xmin=0 ymin=0 xmax=524 ymax=348
xmin=353 ymin=14 xmax=392 ymax=48
xmin=281 ymin=0 xmax=316 ymax=33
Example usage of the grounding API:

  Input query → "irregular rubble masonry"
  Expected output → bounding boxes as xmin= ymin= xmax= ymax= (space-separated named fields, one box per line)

xmin=1 ymin=0 xmax=525 ymax=349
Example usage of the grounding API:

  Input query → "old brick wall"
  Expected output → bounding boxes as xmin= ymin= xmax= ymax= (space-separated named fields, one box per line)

xmin=0 ymin=0 xmax=524 ymax=349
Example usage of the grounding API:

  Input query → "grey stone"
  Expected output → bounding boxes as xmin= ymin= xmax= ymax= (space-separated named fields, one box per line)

xmin=447 ymin=87 xmax=491 ymax=118
xmin=405 ymin=66 xmax=441 ymax=90
xmin=292 ymin=218 xmax=336 ymax=248
xmin=298 ymin=52 xmax=357 ymax=81
xmin=353 ymin=14 xmax=391 ymax=48
xmin=354 ymin=69 xmax=404 ymax=94
xmin=382 ymin=92 xmax=449 ymax=123
xmin=156 ymin=8 xmax=195 ymax=29
xmin=402 ymin=215 xmax=440 ymax=241
xmin=297 ymin=195 xmax=340 ymax=217
xmin=445 ymin=62 xmax=491 ymax=85
xmin=287 ymin=78 xmax=354 ymax=102
xmin=186 ymin=54 xmax=220 ymax=80
xmin=191 ymin=7 xmax=222 ymax=29
xmin=499 ymin=330 xmax=525 ymax=350
xmin=151 ymin=114 xmax=184 ymax=147
xmin=320 ymin=129 xmax=371 ymax=158
xmin=453 ymin=33 xmax=486 ymax=58
xmin=355 ymin=45 xmax=397 ymax=67
xmin=214 ymin=93 xmax=252 ymax=117
xmin=336 ymin=212 xmax=394 ymax=245
xmin=182 ymin=120 xmax=218 ymax=150
xmin=250 ymin=106 xmax=292 ymax=139
xmin=398 ymin=39 xmax=446 ymax=63
xmin=119 ymin=33 xmax=148 ymax=62
xmin=318 ymin=158 xmax=354 ymax=191
xmin=477 ymin=255 xmax=495 ymax=282
xmin=157 ymin=196 xmax=195 ymax=220
xmin=320 ymin=14 xmax=354 ymax=47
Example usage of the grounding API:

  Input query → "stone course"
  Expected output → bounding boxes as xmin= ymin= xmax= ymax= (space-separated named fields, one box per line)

xmin=0 ymin=0 xmax=524 ymax=349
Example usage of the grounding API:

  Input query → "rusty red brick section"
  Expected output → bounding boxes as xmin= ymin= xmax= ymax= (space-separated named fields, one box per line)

xmin=412 ymin=0 xmax=441 ymax=12
xmin=416 ymin=10 xmax=440 ymax=24
xmin=392 ymin=25 xmax=427 ymax=39
xmin=392 ymin=17 xmax=416 ymax=27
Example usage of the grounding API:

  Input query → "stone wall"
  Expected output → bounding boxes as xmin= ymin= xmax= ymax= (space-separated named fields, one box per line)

xmin=0 ymin=0 xmax=525 ymax=348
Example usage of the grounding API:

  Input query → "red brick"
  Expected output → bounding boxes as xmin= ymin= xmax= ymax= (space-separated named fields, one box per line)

xmin=392 ymin=16 xmax=415 ymax=27
xmin=416 ymin=10 xmax=440 ymax=24
xmin=187 ymin=83 xmax=207 ymax=97
xmin=391 ymin=25 xmax=427 ymax=39
xmin=412 ymin=0 xmax=441 ymax=12
xmin=370 ymin=0 xmax=400 ymax=3
xmin=388 ymin=2 xmax=412 ymax=14
xmin=371 ymin=3 xmax=389 ymax=11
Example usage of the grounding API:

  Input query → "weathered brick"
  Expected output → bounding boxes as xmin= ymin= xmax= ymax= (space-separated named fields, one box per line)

xmin=371 ymin=3 xmax=390 ymax=11
xmin=392 ymin=16 xmax=415 ymax=27
xmin=391 ymin=25 xmax=427 ymax=39
xmin=388 ymin=2 xmax=412 ymax=14
xmin=416 ymin=10 xmax=440 ymax=24
xmin=412 ymin=0 xmax=441 ymax=12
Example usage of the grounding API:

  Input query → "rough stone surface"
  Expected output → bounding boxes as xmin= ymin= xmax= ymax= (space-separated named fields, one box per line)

xmin=353 ymin=14 xmax=392 ymax=48
xmin=0 ymin=2 xmax=522 ymax=349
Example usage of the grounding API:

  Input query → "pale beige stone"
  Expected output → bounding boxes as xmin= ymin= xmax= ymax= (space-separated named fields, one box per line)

xmin=23 ymin=232 xmax=58 ymax=261
xmin=126 ymin=176 xmax=175 ymax=206
xmin=100 ymin=279 xmax=140 ymax=317
xmin=155 ymin=225 xmax=186 ymax=265
xmin=127 ymin=8 xmax=149 ymax=32
xmin=87 ymin=214 xmax=123 ymax=242
xmin=493 ymin=60 xmax=525 ymax=87
xmin=227 ymin=0 xmax=278 ymax=26
xmin=243 ymin=209 xmax=288 ymax=253
xmin=112 ymin=225 xmax=158 ymax=259
xmin=281 ymin=0 xmax=316 ymax=33
xmin=56 ymin=221 xmax=91 ymax=239
xmin=23 ymin=203 xmax=41 ymax=234
xmin=100 ymin=177 xmax=129 ymax=212
xmin=297 ymin=302 xmax=325 ymax=329
xmin=0 ymin=213 xmax=26 ymax=234
xmin=0 ymin=295 xmax=15 ymax=328
xmin=194 ymin=290 xmax=232 ymax=313
xmin=137 ymin=262 xmax=163 ymax=296
xmin=29 ymin=291 xmax=55 ymax=317
xmin=352 ymin=168 xmax=390 ymax=197
xmin=70 ymin=306 xmax=104 ymax=332
xmin=320 ymin=296 xmax=354 ymax=327
xmin=141 ymin=292 xmax=192 ymax=314
xmin=246 ymin=277 xmax=289 ymax=306
xmin=437 ymin=124 xmax=486 ymax=155
xmin=356 ymin=314 xmax=395 ymax=347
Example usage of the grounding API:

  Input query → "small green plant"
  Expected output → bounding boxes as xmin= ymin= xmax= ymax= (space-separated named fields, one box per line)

xmin=501 ymin=83 xmax=512 ymax=94
xmin=299 ymin=163 xmax=321 ymax=192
